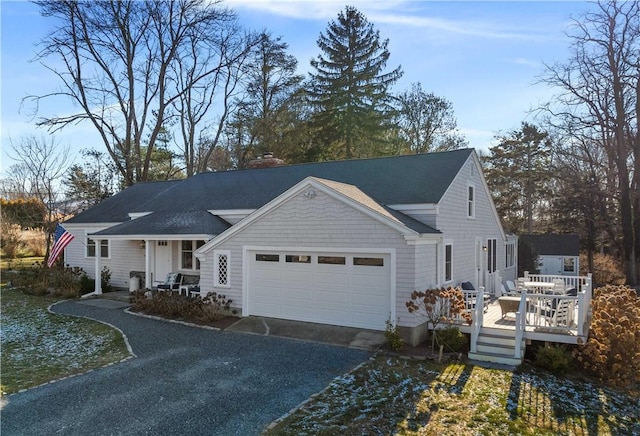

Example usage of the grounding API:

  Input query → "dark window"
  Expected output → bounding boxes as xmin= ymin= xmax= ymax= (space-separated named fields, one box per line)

xmin=353 ymin=257 xmax=384 ymax=267
xmin=445 ymin=244 xmax=452 ymax=281
xmin=286 ymin=255 xmax=311 ymax=263
xmin=256 ymin=254 xmax=279 ymax=262
xmin=318 ymin=256 xmax=346 ymax=265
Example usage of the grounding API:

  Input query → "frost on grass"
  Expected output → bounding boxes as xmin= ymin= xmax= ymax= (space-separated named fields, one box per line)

xmin=2 ymin=310 xmax=116 ymax=370
xmin=507 ymin=370 xmax=640 ymax=434
xmin=269 ymin=356 xmax=640 ymax=436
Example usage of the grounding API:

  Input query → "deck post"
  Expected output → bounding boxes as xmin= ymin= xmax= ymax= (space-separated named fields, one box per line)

xmin=470 ymin=286 xmax=484 ymax=353
xmin=514 ymin=291 xmax=527 ymax=358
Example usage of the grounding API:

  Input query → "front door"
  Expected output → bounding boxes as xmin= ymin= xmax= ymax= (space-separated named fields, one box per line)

xmin=155 ymin=240 xmax=172 ymax=284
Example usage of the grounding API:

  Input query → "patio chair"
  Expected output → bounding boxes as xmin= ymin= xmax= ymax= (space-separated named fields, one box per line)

xmin=505 ymin=280 xmax=518 ymax=295
xmin=552 ymin=279 xmax=566 ymax=294
xmin=460 ymin=281 xmax=489 ymax=312
xmin=543 ymin=297 xmax=573 ymax=328
xmin=156 ymin=272 xmax=183 ymax=293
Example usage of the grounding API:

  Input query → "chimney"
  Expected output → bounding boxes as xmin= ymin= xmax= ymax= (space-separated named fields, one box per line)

xmin=247 ymin=152 xmax=285 ymax=169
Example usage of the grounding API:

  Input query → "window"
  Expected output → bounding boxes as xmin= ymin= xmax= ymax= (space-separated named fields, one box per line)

xmin=353 ymin=257 xmax=384 ymax=267
xmin=487 ymin=239 xmax=497 ymax=273
xmin=467 ymin=185 xmax=475 ymax=218
xmin=181 ymin=240 xmax=205 ymax=270
xmin=256 ymin=254 xmax=279 ymax=262
xmin=286 ymin=255 xmax=311 ymax=263
xmin=505 ymin=241 xmax=516 ymax=268
xmin=86 ymin=238 xmax=109 ymax=258
xmin=318 ymin=256 xmax=345 ymax=265
xmin=214 ymin=250 xmax=230 ymax=287
xmin=445 ymin=244 xmax=452 ymax=282
xmin=563 ymin=257 xmax=575 ymax=273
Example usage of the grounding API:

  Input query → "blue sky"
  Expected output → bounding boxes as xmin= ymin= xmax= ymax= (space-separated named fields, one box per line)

xmin=1 ymin=1 xmax=595 ymax=176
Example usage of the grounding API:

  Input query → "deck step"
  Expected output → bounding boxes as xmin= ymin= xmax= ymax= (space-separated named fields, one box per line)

xmin=468 ymin=351 xmax=523 ymax=367
xmin=468 ymin=328 xmax=526 ymax=366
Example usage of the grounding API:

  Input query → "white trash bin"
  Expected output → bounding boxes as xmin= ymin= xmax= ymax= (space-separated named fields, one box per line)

xmin=129 ymin=276 xmax=140 ymax=292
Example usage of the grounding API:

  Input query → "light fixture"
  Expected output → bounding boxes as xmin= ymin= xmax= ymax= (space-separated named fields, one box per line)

xmin=482 ymin=245 xmax=488 ymax=252
xmin=304 ymin=189 xmax=316 ymax=199
xmin=140 ymin=240 xmax=146 ymax=249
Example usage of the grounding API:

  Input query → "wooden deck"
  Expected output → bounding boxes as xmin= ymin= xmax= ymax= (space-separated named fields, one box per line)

xmin=455 ymin=298 xmax=586 ymax=345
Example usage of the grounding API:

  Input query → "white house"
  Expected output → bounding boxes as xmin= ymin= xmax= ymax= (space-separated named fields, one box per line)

xmin=62 ymin=149 xmax=517 ymax=345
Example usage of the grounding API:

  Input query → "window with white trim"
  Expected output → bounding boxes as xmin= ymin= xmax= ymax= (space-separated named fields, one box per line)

xmin=467 ymin=185 xmax=475 ymax=218
xmin=563 ymin=257 xmax=575 ymax=273
xmin=445 ymin=244 xmax=453 ymax=282
xmin=214 ymin=250 xmax=230 ymax=287
xmin=181 ymin=240 xmax=205 ymax=270
xmin=86 ymin=238 xmax=109 ymax=258
xmin=505 ymin=241 xmax=515 ymax=268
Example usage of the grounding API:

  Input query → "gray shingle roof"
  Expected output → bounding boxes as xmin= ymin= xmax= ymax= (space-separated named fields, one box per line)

xmin=66 ymin=180 xmax=181 ymax=223
xmin=92 ymin=211 xmax=231 ymax=237
xmin=130 ymin=148 xmax=474 ymax=213
xmin=68 ymin=149 xmax=473 ymax=236
xmin=520 ymin=234 xmax=579 ymax=256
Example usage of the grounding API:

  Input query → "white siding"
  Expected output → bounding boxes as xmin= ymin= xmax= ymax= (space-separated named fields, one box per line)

xmin=201 ymin=189 xmax=423 ymax=328
xmin=435 ymin=157 xmax=508 ymax=288
xmin=64 ymin=225 xmax=145 ymax=289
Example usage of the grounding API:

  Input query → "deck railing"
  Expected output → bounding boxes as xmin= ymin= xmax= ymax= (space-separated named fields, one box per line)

xmin=521 ymin=272 xmax=592 ymax=338
xmin=523 ymin=272 xmax=593 ymax=296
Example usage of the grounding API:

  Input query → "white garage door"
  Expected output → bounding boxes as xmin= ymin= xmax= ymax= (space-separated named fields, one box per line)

xmin=247 ymin=250 xmax=391 ymax=330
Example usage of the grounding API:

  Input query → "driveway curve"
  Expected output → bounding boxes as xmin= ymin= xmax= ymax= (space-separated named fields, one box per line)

xmin=1 ymin=299 xmax=370 ymax=436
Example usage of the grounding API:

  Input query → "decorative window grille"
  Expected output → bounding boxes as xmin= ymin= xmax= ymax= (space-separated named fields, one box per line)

xmin=214 ymin=250 xmax=230 ymax=287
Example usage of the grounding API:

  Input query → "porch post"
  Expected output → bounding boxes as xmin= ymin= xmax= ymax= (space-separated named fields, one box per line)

xmin=145 ymin=239 xmax=152 ymax=289
xmin=94 ymin=239 xmax=102 ymax=294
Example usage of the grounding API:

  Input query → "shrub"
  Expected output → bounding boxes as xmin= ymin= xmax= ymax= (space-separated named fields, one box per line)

xmin=434 ymin=327 xmax=467 ymax=353
xmin=534 ymin=344 xmax=573 ymax=375
xmin=406 ymin=286 xmax=471 ymax=351
xmin=79 ymin=273 xmax=95 ymax=294
xmin=130 ymin=290 xmax=234 ymax=324
xmin=384 ymin=317 xmax=404 ymax=352
xmin=573 ymin=285 xmax=640 ymax=386
xmin=15 ymin=263 xmax=82 ymax=298
xmin=101 ymin=266 xmax=112 ymax=292
xmin=1 ymin=222 xmax=26 ymax=260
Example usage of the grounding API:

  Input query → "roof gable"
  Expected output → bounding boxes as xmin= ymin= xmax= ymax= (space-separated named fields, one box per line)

xmin=198 ymin=176 xmax=439 ymax=253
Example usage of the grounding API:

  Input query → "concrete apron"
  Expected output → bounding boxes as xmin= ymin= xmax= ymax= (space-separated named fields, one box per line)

xmin=225 ymin=316 xmax=386 ymax=351
xmin=92 ymin=292 xmax=386 ymax=351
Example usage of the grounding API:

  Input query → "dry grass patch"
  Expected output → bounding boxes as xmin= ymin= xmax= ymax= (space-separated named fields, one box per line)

xmin=264 ymin=355 xmax=639 ymax=435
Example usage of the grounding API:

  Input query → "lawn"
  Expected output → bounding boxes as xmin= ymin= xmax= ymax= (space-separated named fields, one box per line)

xmin=0 ymin=288 xmax=131 ymax=395
xmin=0 ymin=256 xmax=44 ymax=271
xmin=264 ymin=355 xmax=640 ymax=436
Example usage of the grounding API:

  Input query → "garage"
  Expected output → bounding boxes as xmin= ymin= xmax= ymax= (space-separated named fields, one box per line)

xmin=246 ymin=250 xmax=392 ymax=330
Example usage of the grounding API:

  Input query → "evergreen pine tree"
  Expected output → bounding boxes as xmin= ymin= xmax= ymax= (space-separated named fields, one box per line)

xmin=308 ymin=6 xmax=402 ymax=160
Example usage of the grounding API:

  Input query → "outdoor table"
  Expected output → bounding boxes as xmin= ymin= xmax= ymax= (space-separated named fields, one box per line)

xmin=523 ymin=281 xmax=555 ymax=293
xmin=497 ymin=296 xmax=526 ymax=318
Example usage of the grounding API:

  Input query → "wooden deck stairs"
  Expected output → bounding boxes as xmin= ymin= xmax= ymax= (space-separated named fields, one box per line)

xmin=468 ymin=326 xmax=525 ymax=367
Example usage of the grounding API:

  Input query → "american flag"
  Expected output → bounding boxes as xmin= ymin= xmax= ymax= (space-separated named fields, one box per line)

xmin=48 ymin=224 xmax=75 ymax=267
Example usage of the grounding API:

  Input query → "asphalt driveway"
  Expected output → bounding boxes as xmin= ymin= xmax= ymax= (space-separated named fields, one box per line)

xmin=1 ymin=299 xmax=370 ymax=435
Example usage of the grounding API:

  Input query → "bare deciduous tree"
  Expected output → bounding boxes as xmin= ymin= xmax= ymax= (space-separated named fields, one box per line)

xmin=539 ymin=0 xmax=639 ymax=284
xmin=5 ymin=135 xmax=71 ymax=262
xmin=396 ymin=82 xmax=467 ymax=154
xmin=27 ymin=0 xmax=253 ymax=185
